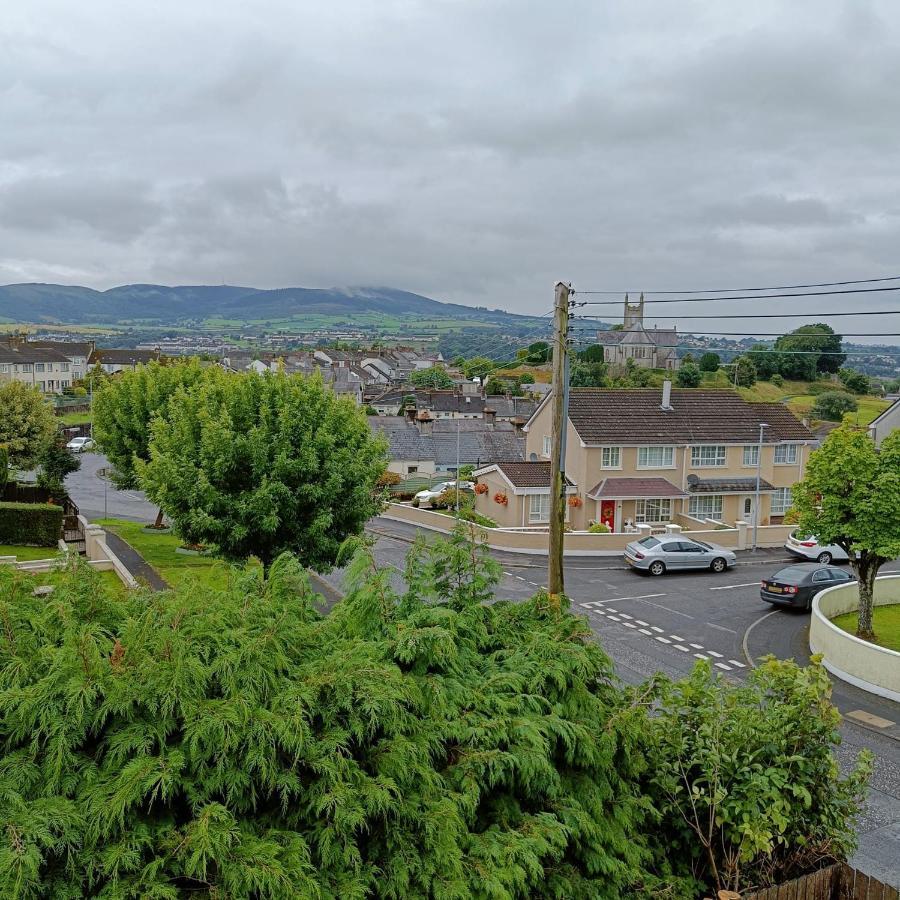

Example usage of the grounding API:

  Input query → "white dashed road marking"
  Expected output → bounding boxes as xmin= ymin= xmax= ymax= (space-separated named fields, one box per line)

xmin=728 ymin=660 xmax=746 ymax=668
xmin=650 ymin=626 xmax=664 ymax=633
xmin=709 ymin=582 xmax=763 ymax=591
xmin=707 ymin=650 xmax=723 ymax=658
xmin=655 ymin=636 xmax=671 ymax=644
xmin=715 ymin=662 xmax=733 ymax=671
xmin=639 ymin=628 xmax=652 ymax=635
xmin=673 ymin=645 xmax=690 ymax=652
xmin=694 ymin=653 xmax=708 ymax=660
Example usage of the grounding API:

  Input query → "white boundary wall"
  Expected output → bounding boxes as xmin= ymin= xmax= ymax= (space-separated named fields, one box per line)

xmin=810 ymin=575 xmax=900 ymax=703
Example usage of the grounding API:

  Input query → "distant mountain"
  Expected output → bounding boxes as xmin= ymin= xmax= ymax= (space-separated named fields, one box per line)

xmin=0 ymin=283 xmax=540 ymax=328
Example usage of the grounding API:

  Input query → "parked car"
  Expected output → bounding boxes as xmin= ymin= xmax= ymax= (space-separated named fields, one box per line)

xmin=65 ymin=436 xmax=95 ymax=453
xmin=760 ymin=563 xmax=854 ymax=610
xmin=784 ymin=531 xmax=848 ymax=564
xmin=413 ymin=480 xmax=475 ymax=505
xmin=624 ymin=535 xmax=737 ymax=576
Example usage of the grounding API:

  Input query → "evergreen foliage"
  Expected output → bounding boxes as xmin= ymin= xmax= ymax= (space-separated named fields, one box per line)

xmin=698 ymin=352 xmax=720 ymax=373
xmin=0 ymin=534 xmax=657 ymax=898
xmin=732 ymin=355 xmax=757 ymax=387
xmin=408 ymin=366 xmax=455 ymax=389
xmin=138 ymin=369 xmax=388 ymax=570
xmin=0 ymin=501 xmax=63 ymax=546
xmin=675 ymin=363 xmax=701 ymax=388
xmin=811 ymin=391 xmax=857 ymax=422
xmin=36 ymin=439 xmax=81 ymax=494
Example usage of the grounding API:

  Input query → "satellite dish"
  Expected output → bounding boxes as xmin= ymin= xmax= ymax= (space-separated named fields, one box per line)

xmin=529 ymin=452 xmax=538 ymax=461
xmin=686 ymin=474 xmax=699 ymax=486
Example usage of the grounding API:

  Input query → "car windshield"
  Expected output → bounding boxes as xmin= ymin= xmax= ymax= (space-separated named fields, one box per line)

xmin=772 ymin=566 xmax=812 ymax=582
xmin=637 ymin=536 xmax=660 ymax=548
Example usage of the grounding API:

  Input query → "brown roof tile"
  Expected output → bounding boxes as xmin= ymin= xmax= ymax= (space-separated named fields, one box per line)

xmin=566 ymin=389 xmax=812 ymax=444
xmin=479 ymin=461 xmax=574 ymax=488
xmin=587 ymin=477 xmax=687 ymax=500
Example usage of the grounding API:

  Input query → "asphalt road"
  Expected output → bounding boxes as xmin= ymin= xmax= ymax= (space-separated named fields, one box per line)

xmin=64 ymin=463 xmax=900 ymax=884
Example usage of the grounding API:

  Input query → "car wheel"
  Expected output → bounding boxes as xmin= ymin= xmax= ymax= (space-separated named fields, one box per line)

xmin=710 ymin=557 xmax=727 ymax=574
xmin=648 ymin=560 xmax=666 ymax=576
xmin=816 ymin=551 xmax=832 ymax=564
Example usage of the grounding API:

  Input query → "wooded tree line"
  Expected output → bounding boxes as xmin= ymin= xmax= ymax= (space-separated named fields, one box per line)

xmin=0 ymin=528 xmax=871 ymax=898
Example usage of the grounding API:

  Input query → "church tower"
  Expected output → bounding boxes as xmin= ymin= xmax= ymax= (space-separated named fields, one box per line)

xmin=623 ymin=292 xmax=645 ymax=329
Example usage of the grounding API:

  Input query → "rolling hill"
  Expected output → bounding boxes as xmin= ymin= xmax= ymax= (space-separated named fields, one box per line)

xmin=0 ymin=283 xmax=541 ymax=328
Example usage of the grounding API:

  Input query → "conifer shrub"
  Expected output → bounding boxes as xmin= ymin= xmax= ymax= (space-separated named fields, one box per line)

xmin=0 ymin=532 xmax=660 ymax=898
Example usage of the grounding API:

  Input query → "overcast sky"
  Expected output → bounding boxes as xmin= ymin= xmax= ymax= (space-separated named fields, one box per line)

xmin=2 ymin=0 xmax=900 ymax=342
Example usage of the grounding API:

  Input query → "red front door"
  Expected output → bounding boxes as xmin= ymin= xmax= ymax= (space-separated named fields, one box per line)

xmin=600 ymin=500 xmax=615 ymax=531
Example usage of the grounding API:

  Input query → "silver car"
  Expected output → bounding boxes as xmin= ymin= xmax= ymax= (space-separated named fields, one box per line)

xmin=624 ymin=535 xmax=737 ymax=576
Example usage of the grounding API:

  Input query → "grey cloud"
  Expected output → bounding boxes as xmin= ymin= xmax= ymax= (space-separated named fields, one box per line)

xmin=0 ymin=0 xmax=898 ymax=342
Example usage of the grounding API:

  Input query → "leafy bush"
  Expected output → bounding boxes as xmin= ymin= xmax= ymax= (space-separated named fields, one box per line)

xmin=675 ymin=363 xmax=702 ymax=388
xmin=0 ymin=532 xmax=656 ymax=898
xmin=838 ymin=368 xmax=870 ymax=394
xmin=0 ymin=501 xmax=63 ymax=546
xmin=588 ymin=522 xmax=611 ymax=533
xmin=770 ymin=373 xmax=784 ymax=386
xmin=457 ymin=464 xmax=474 ymax=480
xmin=812 ymin=391 xmax=858 ymax=422
xmin=375 ymin=470 xmax=402 ymax=488
xmin=640 ymin=658 xmax=870 ymax=896
xmin=36 ymin=440 xmax=81 ymax=493
xmin=733 ymin=355 xmax=757 ymax=387
xmin=0 ymin=445 xmax=7 ymax=490
xmin=698 ymin=352 xmax=720 ymax=372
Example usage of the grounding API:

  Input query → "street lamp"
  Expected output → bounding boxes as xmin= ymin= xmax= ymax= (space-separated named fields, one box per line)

xmin=751 ymin=423 xmax=769 ymax=551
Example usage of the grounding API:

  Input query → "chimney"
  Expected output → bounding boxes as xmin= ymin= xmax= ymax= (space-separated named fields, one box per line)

xmin=405 ymin=405 xmax=417 ymax=422
xmin=416 ymin=410 xmax=433 ymax=435
xmin=660 ymin=379 xmax=673 ymax=411
xmin=484 ymin=408 xmax=497 ymax=428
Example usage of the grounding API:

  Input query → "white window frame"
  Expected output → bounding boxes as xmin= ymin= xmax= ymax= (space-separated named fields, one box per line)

xmin=600 ymin=446 xmax=621 ymax=469
xmin=742 ymin=445 xmax=759 ymax=467
xmin=771 ymin=487 xmax=792 ymax=515
xmin=634 ymin=498 xmax=672 ymax=523
xmin=35 ymin=363 xmax=45 ymax=373
xmin=529 ymin=493 xmax=551 ymax=524
xmin=774 ymin=444 xmax=798 ymax=464
xmin=688 ymin=495 xmax=724 ymax=520
xmin=690 ymin=445 xmax=727 ymax=468
xmin=541 ymin=435 xmax=551 ymax=458
xmin=637 ymin=446 xmax=675 ymax=469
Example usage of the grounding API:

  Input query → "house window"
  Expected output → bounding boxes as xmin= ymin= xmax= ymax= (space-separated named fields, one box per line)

xmin=542 ymin=435 xmax=551 ymax=457
xmin=407 ymin=466 xmax=418 ymax=474
xmin=637 ymin=446 xmax=675 ymax=469
xmin=688 ymin=495 xmax=724 ymax=520
xmin=529 ymin=494 xmax=551 ymax=523
xmin=635 ymin=498 xmax=672 ymax=523
xmin=21 ymin=364 xmax=32 ymax=372
xmin=35 ymin=363 xmax=45 ymax=372
xmin=0 ymin=364 xmax=7 ymax=372
xmin=771 ymin=487 xmax=792 ymax=515
xmin=743 ymin=445 xmax=759 ymax=467
xmin=61 ymin=363 xmax=69 ymax=372
xmin=774 ymin=444 xmax=798 ymax=464
xmin=690 ymin=445 xmax=726 ymax=467
xmin=601 ymin=446 xmax=621 ymax=469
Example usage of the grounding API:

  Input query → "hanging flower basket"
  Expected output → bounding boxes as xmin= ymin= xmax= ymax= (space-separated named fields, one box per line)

xmin=493 ymin=492 xmax=508 ymax=506
xmin=567 ymin=495 xmax=583 ymax=508
xmin=474 ymin=482 xmax=489 ymax=495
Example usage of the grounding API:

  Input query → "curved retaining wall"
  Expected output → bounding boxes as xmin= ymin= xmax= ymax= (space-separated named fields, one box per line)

xmin=810 ymin=575 xmax=900 ymax=703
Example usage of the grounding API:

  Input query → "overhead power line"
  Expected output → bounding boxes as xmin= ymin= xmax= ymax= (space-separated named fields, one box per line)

xmin=569 ymin=328 xmax=900 ymax=338
xmin=571 ymin=310 xmax=900 ymax=321
xmin=569 ymin=339 xmax=900 ymax=356
xmin=572 ymin=285 xmax=900 ymax=306
xmin=573 ymin=273 xmax=900 ymax=295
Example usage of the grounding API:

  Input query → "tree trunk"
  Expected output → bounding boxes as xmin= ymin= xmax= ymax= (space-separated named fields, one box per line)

xmin=154 ymin=508 xmax=164 ymax=529
xmin=852 ymin=551 xmax=878 ymax=643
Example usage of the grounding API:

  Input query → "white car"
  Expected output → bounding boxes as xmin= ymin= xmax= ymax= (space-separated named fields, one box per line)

xmin=784 ymin=531 xmax=848 ymax=564
xmin=65 ymin=436 xmax=95 ymax=453
xmin=413 ymin=481 xmax=475 ymax=505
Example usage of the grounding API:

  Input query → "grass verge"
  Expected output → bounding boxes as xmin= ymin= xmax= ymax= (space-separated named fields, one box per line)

xmin=0 ymin=544 xmax=60 ymax=560
xmin=97 ymin=518 xmax=248 ymax=591
xmin=831 ymin=604 xmax=900 ymax=652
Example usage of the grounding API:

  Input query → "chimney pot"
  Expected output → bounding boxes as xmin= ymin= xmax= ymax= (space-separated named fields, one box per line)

xmin=661 ymin=379 xmax=673 ymax=411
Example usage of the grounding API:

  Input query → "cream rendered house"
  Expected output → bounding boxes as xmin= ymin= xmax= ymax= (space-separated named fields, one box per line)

xmin=474 ymin=382 xmax=813 ymax=532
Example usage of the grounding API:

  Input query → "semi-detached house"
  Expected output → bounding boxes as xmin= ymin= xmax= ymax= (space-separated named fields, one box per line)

xmin=474 ymin=383 xmax=812 ymax=531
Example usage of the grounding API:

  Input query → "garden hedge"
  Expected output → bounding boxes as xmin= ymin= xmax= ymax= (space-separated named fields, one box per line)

xmin=0 ymin=501 xmax=63 ymax=547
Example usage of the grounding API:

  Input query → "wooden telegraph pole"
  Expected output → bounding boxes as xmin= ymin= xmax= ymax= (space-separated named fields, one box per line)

xmin=548 ymin=281 xmax=571 ymax=605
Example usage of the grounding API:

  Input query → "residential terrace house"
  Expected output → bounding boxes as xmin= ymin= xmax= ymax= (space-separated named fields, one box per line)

xmin=474 ymin=383 xmax=812 ymax=531
xmin=0 ymin=343 xmax=77 ymax=393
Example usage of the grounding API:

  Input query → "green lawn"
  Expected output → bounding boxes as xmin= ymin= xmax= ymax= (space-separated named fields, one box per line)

xmin=831 ymin=604 xmax=900 ymax=652
xmin=57 ymin=411 xmax=93 ymax=426
xmin=0 ymin=544 xmax=61 ymax=560
xmin=97 ymin=518 xmax=249 ymax=591
xmin=16 ymin=565 xmax=127 ymax=598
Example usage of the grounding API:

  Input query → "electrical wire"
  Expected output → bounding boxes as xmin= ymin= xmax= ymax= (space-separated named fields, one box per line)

xmin=572 ymin=285 xmax=900 ymax=306
xmin=568 ymin=338 xmax=900 ymax=357
xmin=569 ymin=328 xmax=900 ymax=338
xmin=570 ymin=310 xmax=900 ymax=321
xmin=572 ymin=273 xmax=900 ymax=295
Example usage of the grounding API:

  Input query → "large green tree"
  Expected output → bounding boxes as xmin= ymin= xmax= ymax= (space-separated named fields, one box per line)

xmin=92 ymin=358 xmax=207 ymax=489
xmin=792 ymin=426 xmax=900 ymax=640
xmin=407 ymin=365 xmax=454 ymax=389
xmin=811 ymin=390 xmax=857 ymax=422
xmin=775 ymin=324 xmax=845 ymax=374
xmin=0 ymin=382 xmax=57 ymax=468
xmin=138 ymin=370 xmax=388 ymax=569
xmin=460 ymin=356 xmax=496 ymax=381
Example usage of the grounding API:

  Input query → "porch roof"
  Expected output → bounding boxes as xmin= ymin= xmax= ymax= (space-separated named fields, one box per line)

xmin=686 ymin=476 xmax=775 ymax=494
xmin=587 ymin=477 xmax=688 ymax=501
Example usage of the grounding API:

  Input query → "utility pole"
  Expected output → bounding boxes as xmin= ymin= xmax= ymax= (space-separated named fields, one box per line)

xmin=548 ymin=281 xmax=571 ymax=605
xmin=751 ymin=422 xmax=769 ymax=551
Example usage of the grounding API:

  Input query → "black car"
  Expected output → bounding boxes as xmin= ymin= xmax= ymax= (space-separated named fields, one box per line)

xmin=760 ymin=563 xmax=854 ymax=610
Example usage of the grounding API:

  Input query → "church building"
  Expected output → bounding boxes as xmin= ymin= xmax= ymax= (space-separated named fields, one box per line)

xmin=595 ymin=293 xmax=679 ymax=370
